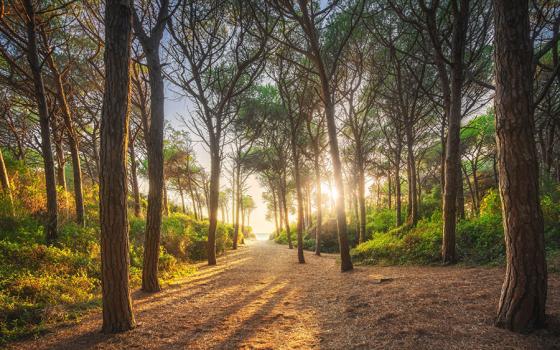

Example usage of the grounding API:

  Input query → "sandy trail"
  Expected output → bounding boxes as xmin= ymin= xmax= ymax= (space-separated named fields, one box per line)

xmin=9 ymin=240 xmax=560 ymax=349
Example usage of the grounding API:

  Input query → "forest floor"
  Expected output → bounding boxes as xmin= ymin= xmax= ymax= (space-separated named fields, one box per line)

xmin=7 ymin=240 xmax=560 ymax=350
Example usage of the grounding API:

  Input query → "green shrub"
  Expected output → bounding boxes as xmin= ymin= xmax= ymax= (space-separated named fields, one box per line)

xmin=365 ymin=208 xmax=395 ymax=237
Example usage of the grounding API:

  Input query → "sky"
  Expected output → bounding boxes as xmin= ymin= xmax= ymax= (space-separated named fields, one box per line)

xmin=163 ymin=84 xmax=275 ymax=234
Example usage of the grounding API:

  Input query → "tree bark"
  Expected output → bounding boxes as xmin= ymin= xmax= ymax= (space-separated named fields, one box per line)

xmin=323 ymin=98 xmax=353 ymax=271
xmin=395 ymin=162 xmax=402 ymax=226
xmin=23 ymin=0 xmax=57 ymax=243
xmin=291 ymin=133 xmax=305 ymax=264
xmin=406 ymin=126 xmax=418 ymax=226
xmin=44 ymin=47 xmax=85 ymax=226
xmin=314 ymin=156 xmax=322 ymax=256
xmin=206 ymin=147 xmax=220 ymax=265
xmin=129 ymin=135 xmax=141 ymax=217
xmin=280 ymin=176 xmax=293 ymax=249
xmin=0 ymin=147 xmax=14 ymax=216
xmin=233 ymin=163 xmax=241 ymax=249
xmin=494 ymin=0 xmax=547 ymax=332
xmin=441 ymin=0 xmax=468 ymax=264
xmin=99 ymin=0 xmax=135 ymax=333
xmin=357 ymin=158 xmax=367 ymax=243
xmin=133 ymin=3 xmax=168 ymax=291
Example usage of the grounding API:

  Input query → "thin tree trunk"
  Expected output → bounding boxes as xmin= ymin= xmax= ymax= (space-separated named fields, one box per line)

xmin=163 ymin=182 xmax=169 ymax=216
xmin=207 ymin=147 xmax=220 ymax=265
xmin=138 ymin=29 xmax=166 ymax=293
xmin=406 ymin=129 xmax=418 ymax=226
xmin=314 ymin=156 xmax=322 ymax=256
xmin=323 ymin=98 xmax=352 ymax=271
xmin=280 ymin=177 xmax=293 ymax=249
xmin=24 ymin=0 xmax=57 ymax=243
xmin=494 ymin=0 xmax=547 ymax=332
xmin=272 ymin=185 xmax=279 ymax=234
xmin=395 ymin=163 xmax=402 ymax=226
xmin=357 ymin=162 xmax=367 ymax=243
xmin=441 ymin=0 xmax=468 ymax=264
xmin=456 ymin=164 xmax=465 ymax=219
xmin=99 ymin=0 xmax=135 ymax=332
xmin=0 ymin=148 xmax=14 ymax=216
xmin=129 ymin=136 xmax=141 ymax=217
xmin=44 ymin=46 xmax=85 ymax=226
xmin=291 ymin=135 xmax=305 ymax=264
xmin=233 ymin=163 xmax=241 ymax=249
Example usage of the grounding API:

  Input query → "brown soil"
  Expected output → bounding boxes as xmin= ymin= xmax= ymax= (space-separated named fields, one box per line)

xmin=8 ymin=240 xmax=560 ymax=349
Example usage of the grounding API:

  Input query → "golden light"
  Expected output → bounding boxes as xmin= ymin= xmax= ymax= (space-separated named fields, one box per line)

xmin=321 ymin=182 xmax=338 ymax=200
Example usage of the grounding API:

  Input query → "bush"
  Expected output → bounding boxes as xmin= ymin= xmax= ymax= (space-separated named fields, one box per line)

xmin=365 ymin=208 xmax=395 ymax=237
xmin=0 ymin=211 xmax=242 ymax=343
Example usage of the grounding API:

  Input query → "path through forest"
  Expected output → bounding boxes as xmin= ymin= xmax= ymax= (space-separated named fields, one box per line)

xmin=10 ymin=241 xmax=560 ymax=349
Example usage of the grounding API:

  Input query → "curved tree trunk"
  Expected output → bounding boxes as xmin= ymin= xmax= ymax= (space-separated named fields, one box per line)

xmin=494 ymin=0 xmax=547 ymax=332
xmin=44 ymin=48 xmax=85 ymax=226
xmin=23 ymin=0 xmax=58 ymax=243
xmin=99 ymin=0 xmax=135 ymax=333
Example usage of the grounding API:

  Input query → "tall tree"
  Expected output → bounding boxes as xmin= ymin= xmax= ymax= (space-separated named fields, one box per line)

xmin=99 ymin=0 xmax=136 ymax=333
xmin=133 ymin=0 xmax=170 ymax=293
xmin=493 ymin=0 xmax=547 ymax=332
xmin=23 ymin=0 xmax=58 ymax=243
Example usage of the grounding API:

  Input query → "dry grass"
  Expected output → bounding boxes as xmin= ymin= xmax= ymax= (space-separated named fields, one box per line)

xmin=7 ymin=240 xmax=560 ymax=349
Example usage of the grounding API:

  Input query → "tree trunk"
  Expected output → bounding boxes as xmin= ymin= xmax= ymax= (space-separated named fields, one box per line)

xmin=45 ymin=48 xmax=85 ymax=226
xmin=494 ymin=0 xmax=547 ymax=332
xmin=291 ymin=135 xmax=305 ymax=264
xmin=207 ymin=147 xmax=220 ymax=265
xmin=442 ymin=0 xmax=467 ymax=264
xmin=314 ymin=156 xmax=322 ymax=256
xmin=357 ymin=161 xmax=367 ymax=243
xmin=406 ymin=127 xmax=418 ymax=226
xmin=272 ymin=183 xmax=279 ymax=234
xmin=179 ymin=186 xmax=186 ymax=214
xmin=163 ymin=182 xmax=169 ymax=216
xmin=280 ymin=177 xmax=293 ymax=249
xmin=323 ymin=98 xmax=353 ymax=271
xmin=24 ymin=0 xmax=57 ymax=243
xmin=456 ymin=164 xmax=465 ymax=219
xmin=395 ymin=163 xmax=402 ymax=226
xmin=99 ymin=0 xmax=135 ymax=333
xmin=141 ymin=41 xmax=166 ymax=293
xmin=233 ymin=163 xmax=241 ymax=249
xmin=0 ymin=148 xmax=14 ymax=216
xmin=129 ymin=136 xmax=141 ymax=217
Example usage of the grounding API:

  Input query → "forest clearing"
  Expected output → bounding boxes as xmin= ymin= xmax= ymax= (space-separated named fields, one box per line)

xmin=7 ymin=241 xmax=560 ymax=350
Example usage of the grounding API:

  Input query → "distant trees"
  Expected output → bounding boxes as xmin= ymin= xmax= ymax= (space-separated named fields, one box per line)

xmin=99 ymin=0 xmax=135 ymax=333
xmin=167 ymin=0 xmax=269 ymax=265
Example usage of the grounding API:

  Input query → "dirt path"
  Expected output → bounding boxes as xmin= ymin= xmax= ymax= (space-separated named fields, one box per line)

xmin=9 ymin=240 xmax=560 ymax=349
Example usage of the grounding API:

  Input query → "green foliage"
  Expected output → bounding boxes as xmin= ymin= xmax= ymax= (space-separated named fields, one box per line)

xmin=365 ymin=208 xmax=395 ymax=237
xmin=353 ymin=188 xmax=560 ymax=266
xmin=0 ymin=211 xmax=241 ymax=343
